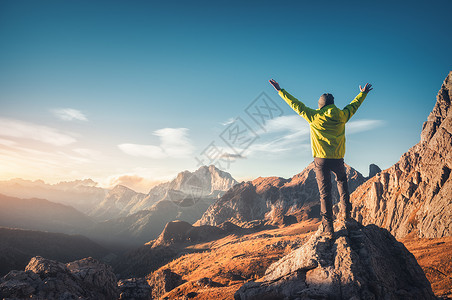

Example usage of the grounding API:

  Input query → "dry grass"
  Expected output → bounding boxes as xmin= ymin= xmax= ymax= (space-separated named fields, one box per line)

xmin=401 ymin=234 xmax=452 ymax=299
xmin=147 ymin=220 xmax=450 ymax=299
xmin=151 ymin=220 xmax=319 ymax=299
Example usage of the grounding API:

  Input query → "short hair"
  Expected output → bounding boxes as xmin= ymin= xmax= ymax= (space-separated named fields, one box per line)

xmin=318 ymin=93 xmax=334 ymax=109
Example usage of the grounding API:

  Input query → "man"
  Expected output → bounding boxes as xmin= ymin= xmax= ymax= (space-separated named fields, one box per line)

xmin=269 ymin=79 xmax=373 ymax=236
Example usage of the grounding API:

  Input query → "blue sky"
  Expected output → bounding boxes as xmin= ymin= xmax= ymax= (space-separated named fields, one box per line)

xmin=0 ymin=0 xmax=450 ymax=191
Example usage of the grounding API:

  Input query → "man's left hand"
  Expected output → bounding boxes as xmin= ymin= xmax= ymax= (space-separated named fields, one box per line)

xmin=269 ymin=79 xmax=281 ymax=91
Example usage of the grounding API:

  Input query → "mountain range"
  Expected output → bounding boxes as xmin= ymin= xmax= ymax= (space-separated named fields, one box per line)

xmin=0 ymin=165 xmax=238 ymax=246
xmin=195 ymin=163 xmax=367 ymax=226
xmin=92 ymin=165 xmax=238 ymax=245
xmin=0 ymin=178 xmax=106 ymax=214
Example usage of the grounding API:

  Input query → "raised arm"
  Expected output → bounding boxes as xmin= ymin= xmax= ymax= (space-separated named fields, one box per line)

xmin=269 ymin=79 xmax=316 ymax=123
xmin=342 ymin=83 xmax=373 ymax=122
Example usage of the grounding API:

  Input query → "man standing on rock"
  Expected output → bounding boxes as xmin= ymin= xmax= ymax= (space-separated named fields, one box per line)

xmin=269 ymin=79 xmax=373 ymax=236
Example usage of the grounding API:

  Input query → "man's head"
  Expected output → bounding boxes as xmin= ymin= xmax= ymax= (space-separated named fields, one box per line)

xmin=318 ymin=93 xmax=334 ymax=109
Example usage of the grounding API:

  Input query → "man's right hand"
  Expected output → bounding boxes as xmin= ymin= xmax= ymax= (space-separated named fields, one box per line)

xmin=269 ymin=79 xmax=281 ymax=91
xmin=360 ymin=83 xmax=373 ymax=93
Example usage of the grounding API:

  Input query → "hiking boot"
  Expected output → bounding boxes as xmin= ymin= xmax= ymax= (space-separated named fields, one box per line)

xmin=319 ymin=218 xmax=334 ymax=238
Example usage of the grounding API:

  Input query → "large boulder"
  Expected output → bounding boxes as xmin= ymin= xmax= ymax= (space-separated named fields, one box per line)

xmin=234 ymin=221 xmax=435 ymax=300
xmin=0 ymin=256 xmax=119 ymax=300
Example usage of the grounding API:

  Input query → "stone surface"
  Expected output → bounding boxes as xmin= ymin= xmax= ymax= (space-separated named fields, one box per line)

xmin=234 ymin=220 xmax=436 ymax=300
xmin=196 ymin=163 xmax=365 ymax=226
xmin=0 ymin=256 xmax=119 ymax=300
xmin=350 ymin=71 xmax=452 ymax=238
xmin=118 ymin=277 xmax=152 ymax=300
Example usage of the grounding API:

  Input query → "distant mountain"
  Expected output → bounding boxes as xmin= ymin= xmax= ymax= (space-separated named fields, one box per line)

xmin=0 ymin=193 xmax=95 ymax=235
xmin=350 ymin=71 xmax=452 ymax=239
xmin=91 ymin=165 xmax=238 ymax=245
xmin=195 ymin=163 xmax=366 ymax=226
xmin=90 ymin=165 xmax=238 ymax=222
xmin=0 ymin=178 xmax=107 ymax=213
xmin=129 ymin=165 xmax=238 ymax=214
xmin=0 ymin=227 xmax=108 ymax=276
xmin=90 ymin=185 xmax=147 ymax=221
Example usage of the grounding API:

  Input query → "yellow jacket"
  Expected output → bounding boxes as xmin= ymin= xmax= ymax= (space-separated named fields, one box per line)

xmin=278 ymin=89 xmax=368 ymax=159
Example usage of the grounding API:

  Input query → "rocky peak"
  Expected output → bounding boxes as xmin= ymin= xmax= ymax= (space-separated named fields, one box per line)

xmin=108 ymin=185 xmax=143 ymax=200
xmin=421 ymin=71 xmax=451 ymax=143
xmin=169 ymin=165 xmax=238 ymax=196
xmin=235 ymin=221 xmax=435 ymax=299
xmin=90 ymin=185 xmax=146 ymax=221
xmin=351 ymin=71 xmax=452 ymax=238
xmin=368 ymin=163 xmax=381 ymax=178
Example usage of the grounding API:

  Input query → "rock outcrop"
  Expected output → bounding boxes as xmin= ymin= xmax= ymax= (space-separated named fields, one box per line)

xmin=118 ymin=277 xmax=152 ymax=300
xmin=196 ymin=163 xmax=365 ymax=226
xmin=152 ymin=220 xmax=226 ymax=247
xmin=234 ymin=221 xmax=435 ymax=300
xmin=147 ymin=268 xmax=185 ymax=299
xmin=0 ymin=256 xmax=119 ymax=299
xmin=350 ymin=71 xmax=452 ymax=238
xmin=368 ymin=163 xmax=381 ymax=179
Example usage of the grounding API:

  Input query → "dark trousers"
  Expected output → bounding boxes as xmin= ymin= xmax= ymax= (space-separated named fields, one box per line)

xmin=314 ymin=157 xmax=351 ymax=222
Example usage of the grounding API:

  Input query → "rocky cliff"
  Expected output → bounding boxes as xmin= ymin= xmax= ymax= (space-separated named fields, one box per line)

xmin=350 ymin=71 xmax=452 ymax=239
xmin=235 ymin=220 xmax=436 ymax=300
xmin=196 ymin=163 xmax=366 ymax=226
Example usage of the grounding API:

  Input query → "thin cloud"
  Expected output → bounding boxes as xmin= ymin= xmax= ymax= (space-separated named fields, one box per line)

xmin=347 ymin=120 xmax=385 ymax=134
xmin=52 ymin=108 xmax=88 ymax=121
xmin=0 ymin=118 xmax=76 ymax=146
xmin=0 ymin=138 xmax=17 ymax=147
xmin=262 ymin=115 xmax=309 ymax=134
xmin=118 ymin=127 xmax=194 ymax=159
xmin=221 ymin=117 xmax=236 ymax=126
xmin=220 ymin=153 xmax=246 ymax=159
xmin=72 ymin=148 xmax=102 ymax=158
xmin=244 ymin=115 xmax=310 ymax=156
